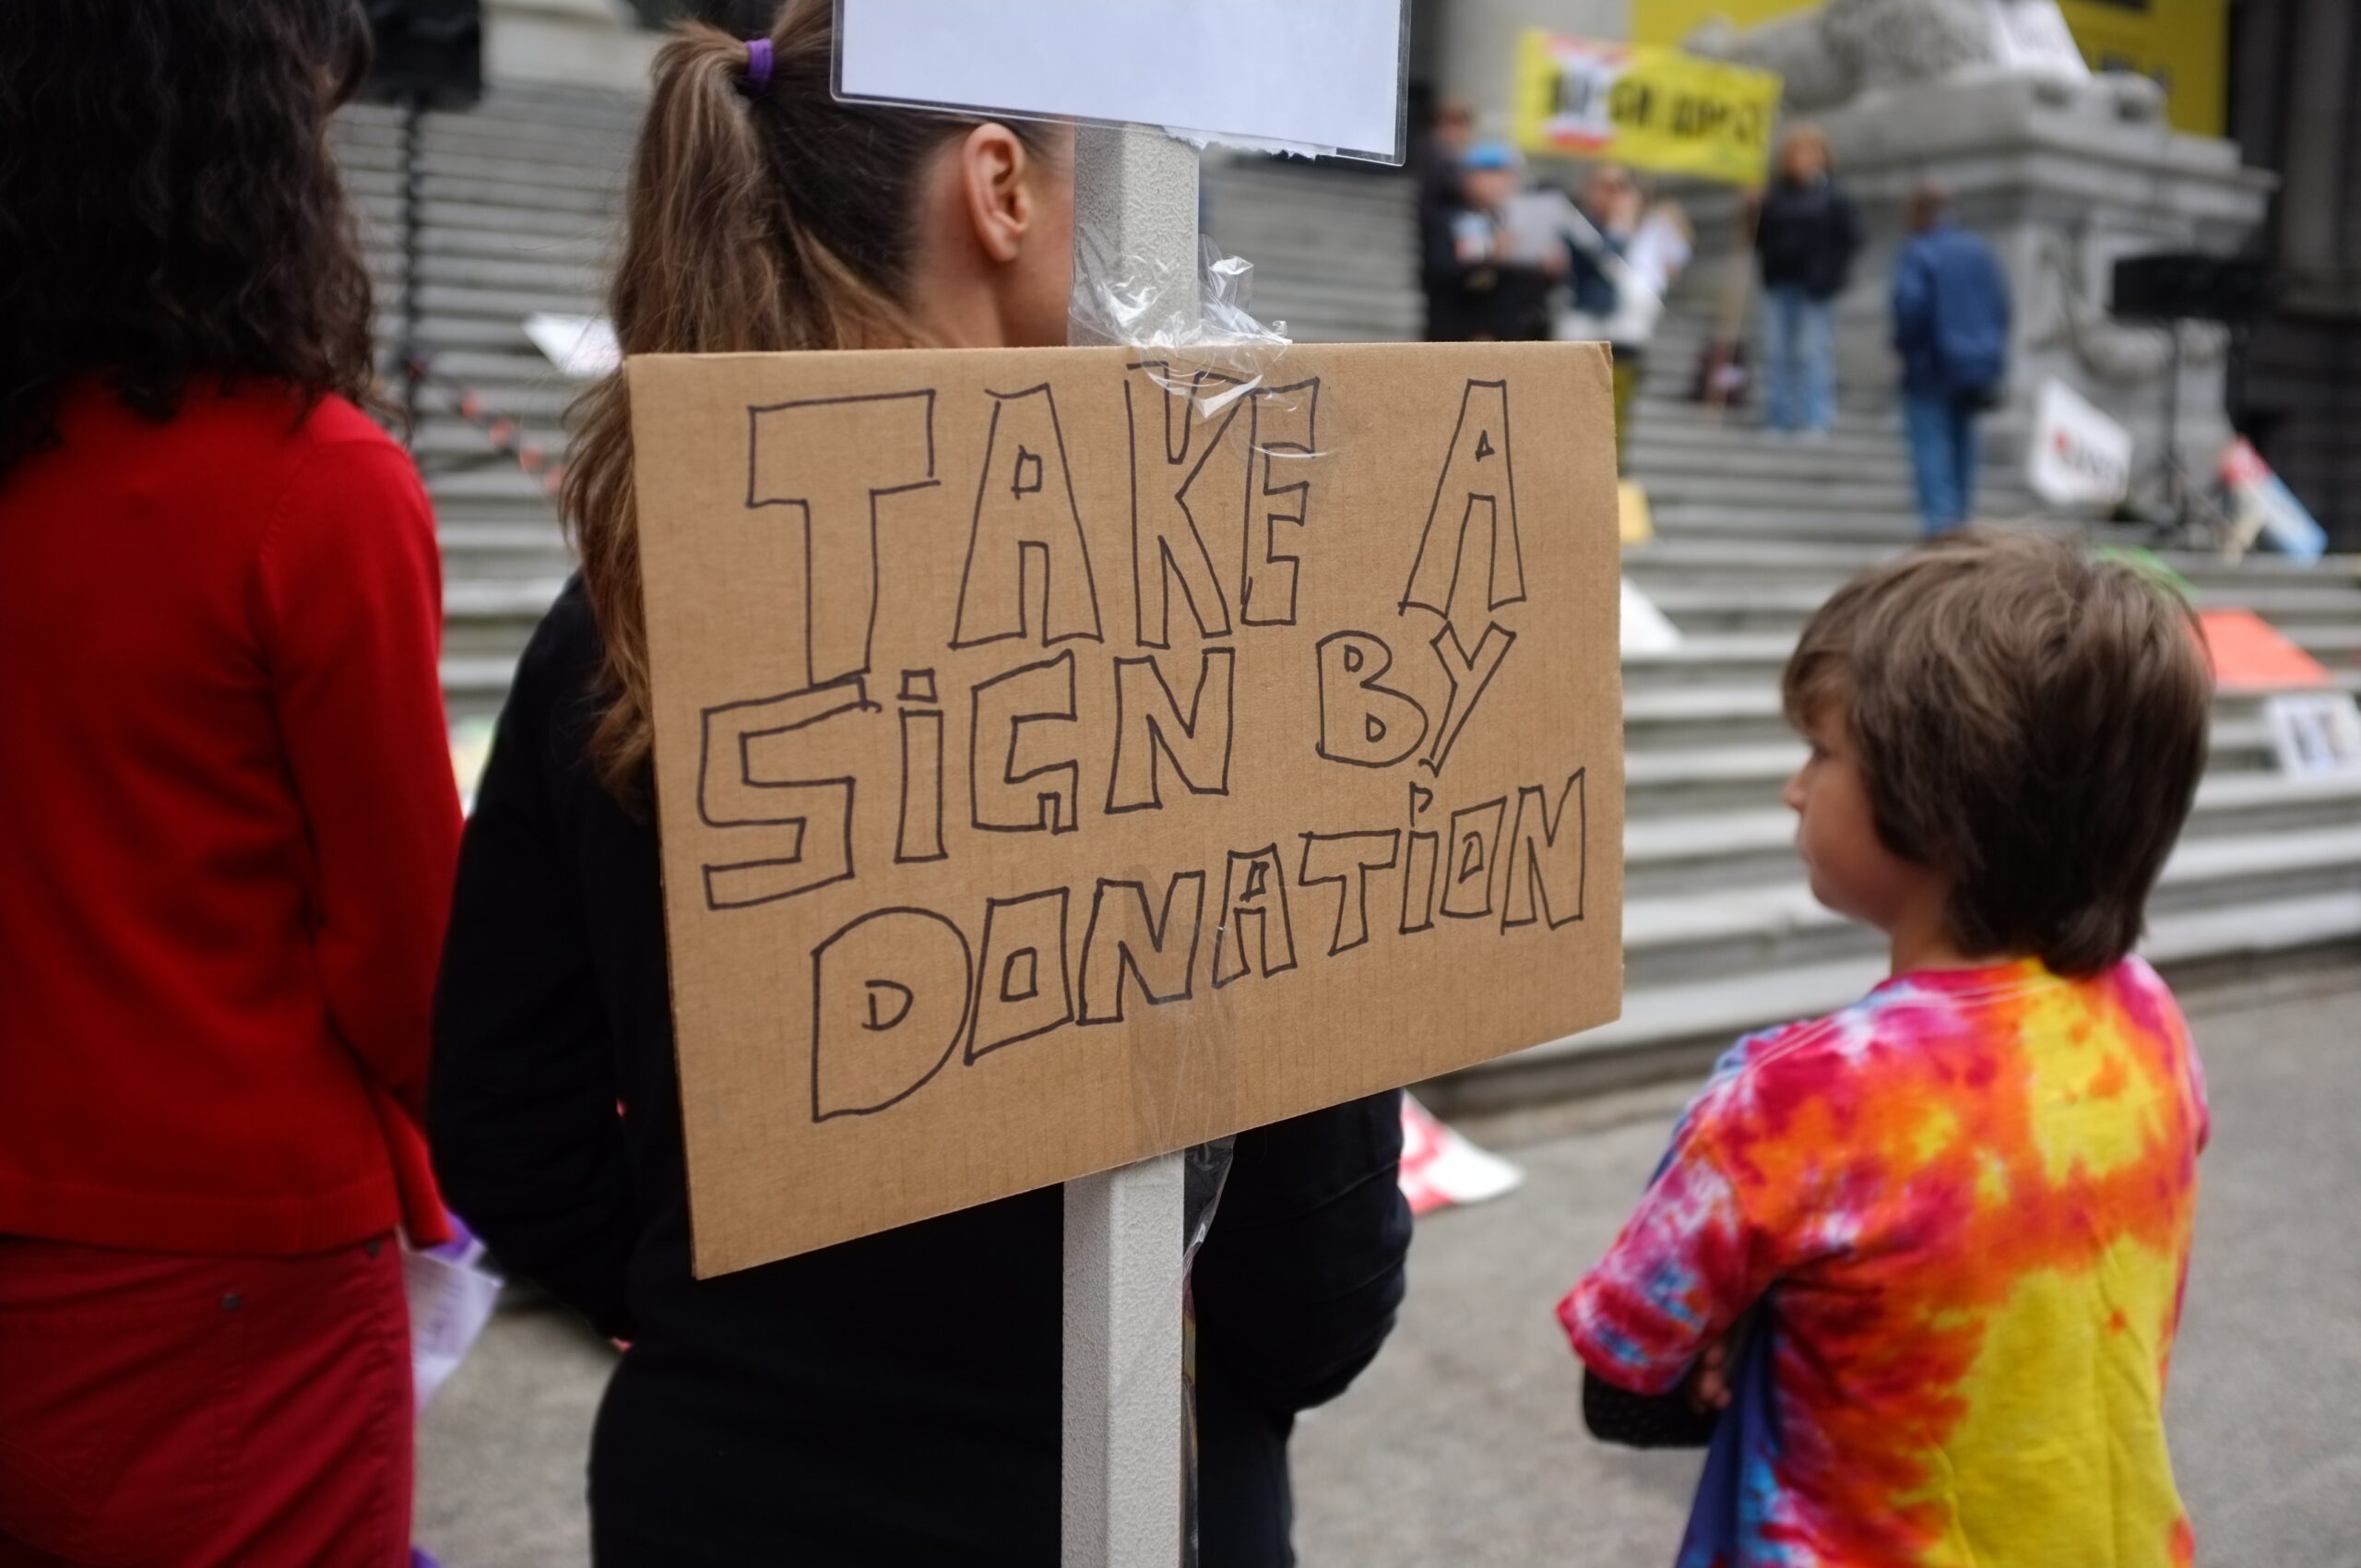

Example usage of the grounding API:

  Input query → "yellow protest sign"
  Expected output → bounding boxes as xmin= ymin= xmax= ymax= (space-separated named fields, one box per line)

xmin=1513 ymin=31 xmax=1782 ymax=186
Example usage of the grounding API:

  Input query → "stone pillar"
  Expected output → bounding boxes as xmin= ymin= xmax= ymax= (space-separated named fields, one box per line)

xmin=483 ymin=0 xmax=658 ymax=93
xmin=1800 ymin=74 xmax=2274 ymax=465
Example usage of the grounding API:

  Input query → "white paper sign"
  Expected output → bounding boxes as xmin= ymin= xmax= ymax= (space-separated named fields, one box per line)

xmin=2027 ymin=378 xmax=2132 ymax=511
xmin=2264 ymin=694 xmax=2361 ymax=778
xmin=836 ymin=0 xmax=1407 ymax=161
xmin=405 ymin=1234 xmax=504 ymax=1412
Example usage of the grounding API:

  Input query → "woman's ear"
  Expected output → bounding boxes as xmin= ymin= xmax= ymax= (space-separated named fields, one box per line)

xmin=957 ymin=122 xmax=1035 ymax=265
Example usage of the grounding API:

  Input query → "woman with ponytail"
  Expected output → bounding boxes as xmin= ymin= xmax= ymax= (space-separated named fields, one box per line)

xmin=429 ymin=5 xmax=1412 ymax=1562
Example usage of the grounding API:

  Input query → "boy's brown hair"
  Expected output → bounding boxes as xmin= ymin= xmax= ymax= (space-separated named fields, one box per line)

xmin=1782 ymin=528 xmax=2213 ymax=977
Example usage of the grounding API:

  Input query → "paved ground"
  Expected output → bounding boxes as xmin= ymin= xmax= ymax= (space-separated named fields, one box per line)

xmin=416 ymin=979 xmax=2361 ymax=1565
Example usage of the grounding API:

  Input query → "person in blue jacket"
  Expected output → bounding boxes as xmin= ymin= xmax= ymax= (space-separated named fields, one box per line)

xmin=1892 ymin=184 xmax=2011 ymax=533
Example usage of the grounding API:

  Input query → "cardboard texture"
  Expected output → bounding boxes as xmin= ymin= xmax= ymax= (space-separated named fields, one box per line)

xmin=626 ymin=341 xmax=1624 ymax=1275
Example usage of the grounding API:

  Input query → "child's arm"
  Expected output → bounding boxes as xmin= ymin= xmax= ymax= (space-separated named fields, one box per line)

xmin=1557 ymin=1111 xmax=1776 ymax=1401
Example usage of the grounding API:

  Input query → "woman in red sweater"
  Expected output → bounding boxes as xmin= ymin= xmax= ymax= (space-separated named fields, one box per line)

xmin=0 ymin=5 xmax=460 ymax=1563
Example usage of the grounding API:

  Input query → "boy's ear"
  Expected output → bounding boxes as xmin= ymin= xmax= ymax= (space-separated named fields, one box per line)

xmin=957 ymin=123 xmax=1033 ymax=266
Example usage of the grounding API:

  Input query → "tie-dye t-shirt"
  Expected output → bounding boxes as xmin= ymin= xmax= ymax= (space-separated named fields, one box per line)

xmin=1560 ymin=957 xmax=2208 ymax=1568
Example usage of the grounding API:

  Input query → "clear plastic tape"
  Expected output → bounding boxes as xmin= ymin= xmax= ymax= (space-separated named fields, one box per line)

xmin=1070 ymin=227 xmax=1309 ymax=427
xmin=1071 ymin=231 xmax=1296 ymax=1559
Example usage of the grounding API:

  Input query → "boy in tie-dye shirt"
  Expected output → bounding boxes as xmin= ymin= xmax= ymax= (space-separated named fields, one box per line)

xmin=1561 ymin=529 xmax=2213 ymax=1567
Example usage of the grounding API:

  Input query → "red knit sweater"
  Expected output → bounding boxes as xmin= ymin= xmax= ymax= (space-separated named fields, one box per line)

xmin=0 ymin=381 xmax=459 ymax=1255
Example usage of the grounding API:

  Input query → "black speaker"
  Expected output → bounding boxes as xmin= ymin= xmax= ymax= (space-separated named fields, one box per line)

xmin=2110 ymin=252 xmax=2275 ymax=324
xmin=360 ymin=0 xmax=483 ymax=109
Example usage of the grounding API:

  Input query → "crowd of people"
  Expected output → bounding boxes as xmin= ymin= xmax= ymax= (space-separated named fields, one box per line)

xmin=1415 ymin=107 xmax=2012 ymax=532
xmin=1 ymin=5 xmax=2201 ymax=1567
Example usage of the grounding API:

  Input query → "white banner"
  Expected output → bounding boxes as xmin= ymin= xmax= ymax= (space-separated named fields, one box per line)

xmin=2027 ymin=378 xmax=2133 ymax=512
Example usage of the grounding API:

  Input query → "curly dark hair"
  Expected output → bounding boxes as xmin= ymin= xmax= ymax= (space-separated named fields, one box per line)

xmin=0 ymin=0 xmax=380 ymax=475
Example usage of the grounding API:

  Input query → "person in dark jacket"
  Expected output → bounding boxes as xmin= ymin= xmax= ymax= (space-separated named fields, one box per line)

xmin=1422 ymin=140 xmax=1558 ymax=342
xmin=428 ymin=7 xmax=1412 ymax=1567
xmin=1753 ymin=125 xmax=1861 ymax=436
xmin=1892 ymin=184 xmax=2011 ymax=533
xmin=1414 ymin=98 xmax=1475 ymax=339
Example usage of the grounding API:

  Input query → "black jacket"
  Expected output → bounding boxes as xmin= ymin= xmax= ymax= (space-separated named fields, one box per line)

xmin=1755 ymin=174 xmax=1862 ymax=301
xmin=1420 ymin=202 xmax=1553 ymax=343
xmin=430 ymin=580 xmax=1412 ymax=1568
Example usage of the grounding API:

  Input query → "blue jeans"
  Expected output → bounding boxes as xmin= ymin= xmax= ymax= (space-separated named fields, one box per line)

xmin=1904 ymin=389 xmax=1980 ymax=533
xmin=1762 ymin=284 xmax=1833 ymax=432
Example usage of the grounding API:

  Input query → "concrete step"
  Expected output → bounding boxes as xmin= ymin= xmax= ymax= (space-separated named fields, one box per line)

xmin=356 ymin=194 xmax=616 ymax=244
xmin=1619 ymin=634 xmax=1797 ymax=692
xmin=444 ymin=576 xmax=568 ymax=664
xmin=1435 ymin=885 xmax=2361 ymax=1110
xmin=350 ymin=167 xmax=622 ymax=220
xmin=397 ymin=228 xmax=612 ymax=268
xmin=1626 ymin=440 xmax=2021 ymax=488
xmin=411 ymin=425 xmax=570 ymax=469
xmin=1626 ymin=535 xmax=2361 ymax=603
xmin=1634 ymin=471 xmax=2033 ymax=516
xmin=395 ymin=252 xmax=602 ymax=295
xmin=1635 ymin=576 xmax=2361 ymax=636
xmin=1619 ymin=821 xmax=2361 ymax=992
xmin=1623 ymin=680 xmax=2282 ymax=756
xmin=1625 ymin=771 xmax=2361 ymax=895
xmin=334 ymin=141 xmax=632 ymax=197
xmin=438 ymin=520 xmax=574 ymax=579
xmin=1628 ymin=736 xmax=2361 ymax=826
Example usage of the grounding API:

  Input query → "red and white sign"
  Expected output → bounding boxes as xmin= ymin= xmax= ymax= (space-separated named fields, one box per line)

xmin=1398 ymin=1095 xmax=1524 ymax=1217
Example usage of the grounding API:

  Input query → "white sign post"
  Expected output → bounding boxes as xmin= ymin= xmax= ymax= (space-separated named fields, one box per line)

xmin=831 ymin=8 xmax=1409 ymax=1565
xmin=1061 ymin=122 xmax=1198 ymax=1568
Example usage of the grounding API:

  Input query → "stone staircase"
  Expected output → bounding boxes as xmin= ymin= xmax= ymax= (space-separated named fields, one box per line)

xmin=334 ymin=87 xmax=2361 ymax=1104
xmin=335 ymin=87 xmax=630 ymax=721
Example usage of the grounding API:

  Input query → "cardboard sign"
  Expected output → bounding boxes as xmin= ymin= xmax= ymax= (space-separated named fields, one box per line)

xmin=627 ymin=342 xmax=1624 ymax=1274
xmin=835 ymin=0 xmax=1408 ymax=161
xmin=1513 ymin=33 xmax=1782 ymax=185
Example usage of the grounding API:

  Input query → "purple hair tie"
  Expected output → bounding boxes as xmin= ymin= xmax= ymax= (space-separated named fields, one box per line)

xmin=742 ymin=37 xmax=774 ymax=96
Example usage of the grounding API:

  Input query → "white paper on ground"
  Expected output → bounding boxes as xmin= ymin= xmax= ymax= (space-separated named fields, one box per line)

xmin=1399 ymin=1095 xmax=1524 ymax=1216
xmin=1621 ymin=576 xmax=1683 ymax=654
xmin=524 ymin=313 xmax=622 ymax=380
xmin=2263 ymin=693 xmax=2361 ymax=778
xmin=405 ymin=1241 xmax=504 ymax=1413
xmin=836 ymin=0 xmax=1406 ymax=161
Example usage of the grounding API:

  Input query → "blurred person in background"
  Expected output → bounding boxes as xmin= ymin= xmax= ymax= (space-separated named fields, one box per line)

xmin=1550 ymin=164 xmax=1692 ymax=469
xmin=0 ymin=3 xmax=460 ymax=1564
xmin=1423 ymin=139 xmax=1559 ymax=342
xmin=427 ymin=5 xmax=1412 ymax=1565
xmin=1753 ymin=125 xmax=1860 ymax=438
xmin=1892 ymin=184 xmax=2011 ymax=534
xmin=1414 ymin=97 xmax=1475 ymax=339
